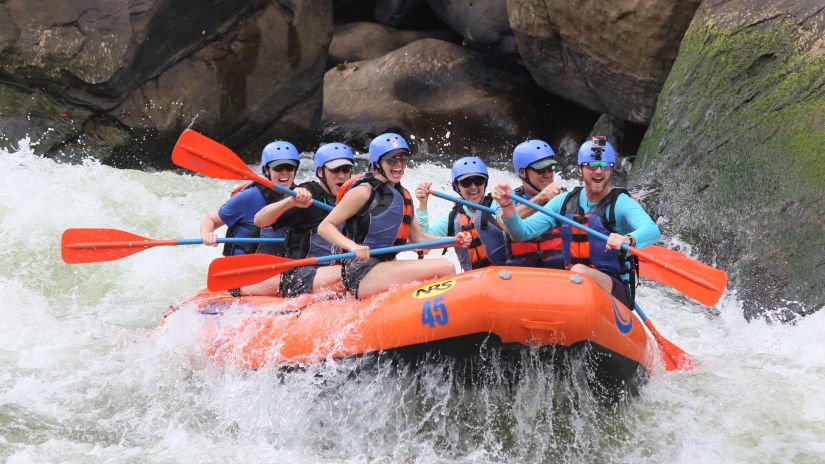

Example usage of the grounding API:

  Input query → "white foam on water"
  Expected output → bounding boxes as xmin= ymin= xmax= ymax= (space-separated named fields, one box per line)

xmin=1 ymin=141 xmax=823 ymax=463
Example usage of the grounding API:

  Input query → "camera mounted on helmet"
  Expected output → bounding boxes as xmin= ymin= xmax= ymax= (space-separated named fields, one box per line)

xmin=590 ymin=136 xmax=607 ymax=160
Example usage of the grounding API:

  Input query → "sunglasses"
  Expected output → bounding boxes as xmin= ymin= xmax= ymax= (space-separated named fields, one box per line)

xmin=528 ymin=165 xmax=556 ymax=175
xmin=580 ymin=161 xmax=615 ymax=171
xmin=269 ymin=164 xmax=297 ymax=172
xmin=327 ymin=165 xmax=352 ymax=174
xmin=457 ymin=176 xmax=487 ymax=188
xmin=383 ymin=155 xmax=410 ymax=166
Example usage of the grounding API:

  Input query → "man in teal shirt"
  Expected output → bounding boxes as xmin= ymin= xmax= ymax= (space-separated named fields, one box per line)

xmin=492 ymin=137 xmax=660 ymax=307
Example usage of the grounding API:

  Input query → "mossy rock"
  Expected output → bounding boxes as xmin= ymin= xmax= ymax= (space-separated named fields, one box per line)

xmin=0 ymin=83 xmax=91 ymax=153
xmin=632 ymin=2 xmax=825 ymax=320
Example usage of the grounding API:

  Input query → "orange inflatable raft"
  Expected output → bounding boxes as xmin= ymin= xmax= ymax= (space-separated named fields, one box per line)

xmin=165 ymin=267 xmax=655 ymax=390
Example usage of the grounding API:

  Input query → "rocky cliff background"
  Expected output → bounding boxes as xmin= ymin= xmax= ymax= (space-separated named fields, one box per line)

xmin=1 ymin=0 xmax=822 ymax=318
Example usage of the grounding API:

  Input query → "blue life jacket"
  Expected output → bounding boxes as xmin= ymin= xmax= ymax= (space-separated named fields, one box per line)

xmin=559 ymin=186 xmax=635 ymax=280
xmin=344 ymin=174 xmax=412 ymax=260
xmin=223 ymin=182 xmax=288 ymax=256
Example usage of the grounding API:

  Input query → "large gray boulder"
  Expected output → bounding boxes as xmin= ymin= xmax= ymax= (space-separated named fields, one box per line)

xmin=0 ymin=0 xmax=332 ymax=167
xmin=507 ymin=0 xmax=701 ymax=124
xmin=632 ymin=0 xmax=825 ymax=320
xmin=426 ymin=0 xmax=516 ymax=54
xmin=328 ymin=21 xmax=455 ymax=68
xmin=322 ymin=38 xmax=558 ymax=154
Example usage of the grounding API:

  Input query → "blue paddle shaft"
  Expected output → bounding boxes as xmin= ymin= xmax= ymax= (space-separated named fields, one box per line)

xmin=270 ymin=183 xmax=334 ymax=212
xmin=429 ymin=190 xmax=496 ymax=214
xmin=175 ymin=238 xmax=286 ymax=245
xmin=507 ymin=192 xmax=629 ymax=251
xmin=315 ymin=238 xmax=458 ymax=265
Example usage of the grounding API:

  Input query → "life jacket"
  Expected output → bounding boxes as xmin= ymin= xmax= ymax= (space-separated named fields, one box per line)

xmin=445 ymin=194 xmax=507 ymax=271
xmin=223 ymin=182 xmax=288 ymax=256
xmin=283 ymin=181 xmax=340 ymax=259
xmin=344 ymin=173 xmax=413 ymax=261
xmin=559 ymin=186 xmax=639 ymax=300
xmin=504 ymin=187 xmax=565 ymax=268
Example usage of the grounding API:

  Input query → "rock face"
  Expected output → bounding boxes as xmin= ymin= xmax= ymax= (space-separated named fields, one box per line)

xmin=0 ymin=0 xmax=332 ymax=167
xmin=508 ymin=0 xmax=701 ymax=124
xmin=426 ymin=0 xmax=516 ymax=54
xmin=632 ymin=0 xmax=825 ymax=319
xmin=322 ymin=38 xmax=568 ymax=154
xmin=328 ymin=22 xmax=455 ymax=68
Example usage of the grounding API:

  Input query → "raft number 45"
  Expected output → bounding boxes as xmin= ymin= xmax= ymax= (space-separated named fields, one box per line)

xmin=421 ymin=296 xmax=448 ymax=328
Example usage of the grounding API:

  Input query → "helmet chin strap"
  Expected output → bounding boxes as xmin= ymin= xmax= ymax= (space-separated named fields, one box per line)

xmin=317 ymin=169 xmax=334 ymax=195
xmin=520 ymin=171 xmax=541 ymax=196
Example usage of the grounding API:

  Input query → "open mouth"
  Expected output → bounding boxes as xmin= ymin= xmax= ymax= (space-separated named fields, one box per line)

xmin=277 ymin=176 xmax=290 ymax=185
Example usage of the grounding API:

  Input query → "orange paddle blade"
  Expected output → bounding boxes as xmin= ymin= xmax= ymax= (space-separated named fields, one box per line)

xmin=172 ymin=129 xmax=271 ymax=185
xmin=636 ymin=245 xmax=728 ymax=307
xmin=207 ymin=254 xmax=315 ymax=291
xmin=61 ymin=228 xmax=172 ymax=264
xmin=644 ymin=320 xmax=698 ymax=371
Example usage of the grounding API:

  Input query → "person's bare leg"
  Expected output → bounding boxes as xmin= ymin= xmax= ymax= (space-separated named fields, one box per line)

xmin=311 ymin=265 xmax=345 ymax=294
xmin=239 ymin=275 xmax=281 ymax=296
xmin=570 ymin=263 xmax=613 ymax=294
xmin=357 ymin=259 xmax=456 ymax=299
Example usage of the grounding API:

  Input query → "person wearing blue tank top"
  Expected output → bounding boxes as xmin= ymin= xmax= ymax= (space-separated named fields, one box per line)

xmin=318 ymin=133 xmax=472 ymax=299
xmin=492 ymin=137 xmax=661 ymax=307
xmin=200 ymin=140 xmax=301 ymax=296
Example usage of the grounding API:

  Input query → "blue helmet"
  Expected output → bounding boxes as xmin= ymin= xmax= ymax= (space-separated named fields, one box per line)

xmin=577 ymin=137 xmax=616 ymax=164
xmin=512 ymin=139 xmax=556 ymax=173
xmin=314 ymin=143 xmax=355 ymax=174
xmin=451 ymin=156 xmax=489 ymax=192
xmin=368 ymin=133 xmax=410 ymax=167
xmin=261 ymin=141 xmax=300 ymax=174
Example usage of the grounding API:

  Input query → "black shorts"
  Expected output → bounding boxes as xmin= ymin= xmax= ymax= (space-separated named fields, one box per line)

xmin=341 ymin=257 xmax=383 ymax=298
xmin=610 ymin=276 xmax=632 ymax=308
xmin=280 ymin=266 xmax=318 ymax=297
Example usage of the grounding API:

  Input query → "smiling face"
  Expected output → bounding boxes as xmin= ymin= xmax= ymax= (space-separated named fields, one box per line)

xmin=580 ymin=164 xmax=613 ymax=201
xmin=456 ymin=176 xmax=487 ymax=204
xmin=378 ymin=152 xmax=409 ymax=184
xmin=525 ymin=166 xmax=555 ymax=190
xmin=319 ymin=165 xmax=353 ymax=194
xmin=267 ymin=164 xmax=297 ymax=188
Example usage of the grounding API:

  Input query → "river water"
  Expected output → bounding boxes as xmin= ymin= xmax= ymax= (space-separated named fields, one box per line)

xmin=1 ymin=140 xmax=823 ymax=463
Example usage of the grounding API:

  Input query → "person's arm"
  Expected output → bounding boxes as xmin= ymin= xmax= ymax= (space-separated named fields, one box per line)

xmin=200 ymin=212 xmax=225 ymax=246
xmin=254 ymin=187 xmax=312 ymax=227
xmin=421 ymin=212 xmax=450 ymax=236
xmin=613 ymin=195 xmax=661 ymax=248
xmin=318 ymin=185 xmax=372 ymax=260
xmin=492 ymin=183 xmax=559 ymax=242
xmin=512 ymin=182 xmax=565 ymax=219
xmin=408 ymin=217 xmax=471 ymax=248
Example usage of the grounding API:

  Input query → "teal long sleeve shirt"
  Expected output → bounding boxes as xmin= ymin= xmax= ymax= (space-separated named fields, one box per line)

xmin=416 ymin=201 xmax=501 ymax=236
xmin=501 ymin=188 xmax=660 ymax=247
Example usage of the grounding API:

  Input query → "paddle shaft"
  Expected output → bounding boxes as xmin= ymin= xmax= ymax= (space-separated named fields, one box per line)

xmin=65 ymin=237 xmax=285 ymax=249
xmin=179 ymin=139 xmax=333 ymax=212
xmin=212 ymin=238 xmax=459 ymax=279
xmin=507 ymin=192 xmax=718 ymax=291
xmin=428 ymin=190 xmax=496 ymax=214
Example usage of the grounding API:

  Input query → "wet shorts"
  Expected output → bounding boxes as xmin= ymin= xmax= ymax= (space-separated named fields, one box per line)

xmin=610 ymin=276 xmax=632 ymax=308
xmin=341 ymin=257 xmax=384 ymax=298
xmin=280 ymin=266 xmax=319 ymax=297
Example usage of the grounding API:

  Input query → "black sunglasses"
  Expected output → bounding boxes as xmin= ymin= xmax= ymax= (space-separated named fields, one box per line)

xmin=268 ymin=164 xmax=296 ymax=172
xmin=528 ymin=165 xmax=556 ymax=175
xmin=327 ymin=165 xmax=352 ymax=174
xmin=457 ymin=176 xmax=487 ymax=188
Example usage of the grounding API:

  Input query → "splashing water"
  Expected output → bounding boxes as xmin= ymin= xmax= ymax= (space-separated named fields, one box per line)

xmin=1 ymin=141 xmax=824 ymax=463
